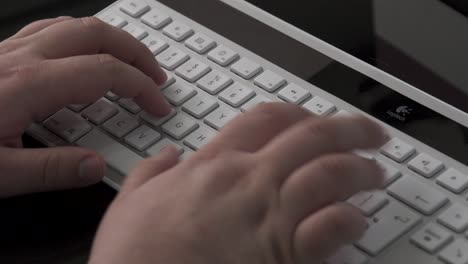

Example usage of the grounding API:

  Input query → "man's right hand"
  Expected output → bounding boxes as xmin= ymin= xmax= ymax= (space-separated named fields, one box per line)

xmin=89 ymin=103 xmax=387 ymax=264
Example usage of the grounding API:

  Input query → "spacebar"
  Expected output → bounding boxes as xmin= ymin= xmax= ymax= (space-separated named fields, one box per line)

xmin=76 ymin=129 xmax=143 ymax=175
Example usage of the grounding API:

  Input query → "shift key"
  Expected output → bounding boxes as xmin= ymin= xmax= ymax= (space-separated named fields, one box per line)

xmin=356 ymin=202 xmax=422 ymax=256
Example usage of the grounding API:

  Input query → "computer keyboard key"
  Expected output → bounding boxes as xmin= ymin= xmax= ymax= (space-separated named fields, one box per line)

xmin=77 ymin=129 xmax=142 ymax=175
xmin=254 ymin=70 xmax=286 ymax=92
xmin=348 ymin=191 xmax=389 ymax=216
xmin=175 ymin=59 xmax=211 ymax=83
xmin=163 ymin=21 xmax=194 ymax=41
xmin=100 ymin=14 xmax=127 ymax=28
xmin=408 ymin=153 xmax=445 ymax=178
xmin=28 ymin=123 xmax=67 ymax=147
xmin=105 ymin=92 xmax=119 ymax=101
xmin=241 ymin=94 xmax=273 ymax=112
xmin=208 ymin=45 xmax=239 ymax=67
xmin=44 ymin=109 xmax=92 ymax=143
xmin=162 ymin=113 xmax=199 ymax=140
xmin=141 ymin=36 xmax=169 ymax=55
xmin=182 ymin=94 xmax=219 ymax=118
xmin=376 ymin=159 xmax=402 ymax=186
xmin=157 ymin=47 xmax=190 ymax=70
xmin=125 ymin=125 xmax=161 ymax=152
xmin=119 ymin=0 xmax=150 ymax=18
xmin=303 ymin=96 xmax=337 ymax=117
xmin=123 ymin=24 xmax=148 ymax=40
xmin=118 ymin=98 xmax=142 ymax=114
xmin=438 ymin=203 xmax=468 ymax=233
xmin=183 ymin=124 xmax=217 ymax=150
xmin=205 ymin=106 xmax=239 ymax=130
xmin=437 ymin=169 xmax=468 ymax=194
xmin=219 ymin=83 xmax=255 ymax=108
xmin=82 ymin=99 xmax=118 ymax=125
xmin=180 ymin=149 xmax=195 ymax=160
xmin=439 ymin=239 xmax=468 ymax=264
xmin=410 ymin=223 xmax=453 ymax=254
xmin=102 ymin=112 xmax=140 ymax=138
xmin=388 ymin=175 xmax=449 ymax=215
xmin=185 ymin=33 xmax=216 ymax=54
xmin=141 ymin=9 xmax=172 ymax=29
xmin=140 ymin=109 xmax=177 ymax=127
xmin=278 ymin=83 xmax=311 ymax=104
xmin=163 ymin=82 xmax=197 ymax=106
xmin=230 ymin=58 xmax=263 ymax=80
xmin=147 ymin=138 xmax=184 ymax=157
xmin=197 ymin=70 xmax=233 ymax=94
xmin=68 ymin=104 xmax=89 ymax=113
xmin=380 ymin=138 xmax=416 ymax=163
xmin=325 ymin=246 xmax=368 ymax=264
xmin=356 ymin=202 xmax=422 ymax=256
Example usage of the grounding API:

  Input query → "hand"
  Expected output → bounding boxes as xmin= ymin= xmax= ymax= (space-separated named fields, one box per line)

xmin=0 ymin=16 xmax=171 ymax=197
xmin=89 ymin=103 xmax=387 ymax=264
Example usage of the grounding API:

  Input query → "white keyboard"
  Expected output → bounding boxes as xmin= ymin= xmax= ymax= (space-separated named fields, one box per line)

xmin=27 ymin=1 xmax=468 ymax=264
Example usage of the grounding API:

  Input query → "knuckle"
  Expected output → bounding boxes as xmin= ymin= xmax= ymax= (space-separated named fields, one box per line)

xmin=12 ymin=62 xmax=43 ymax=85
xmin=97 ymin=54 xmax=122 ymax=75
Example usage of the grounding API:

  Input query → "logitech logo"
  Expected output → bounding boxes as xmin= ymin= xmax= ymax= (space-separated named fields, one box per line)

xmin=387 ymin=105 xmax=413 ymax=121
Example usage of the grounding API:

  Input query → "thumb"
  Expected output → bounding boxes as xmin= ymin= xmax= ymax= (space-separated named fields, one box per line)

xmin=0 ymin=147 xmax=104 ymax=198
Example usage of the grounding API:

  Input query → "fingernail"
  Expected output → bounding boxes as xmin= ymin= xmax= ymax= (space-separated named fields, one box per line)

xmin=79 ymin=156 xmax=104 ymax=183
xmin=155 ymin=67 xmax=168 ymax=85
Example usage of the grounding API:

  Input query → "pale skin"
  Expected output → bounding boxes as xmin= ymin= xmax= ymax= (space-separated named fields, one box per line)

xmin=0 ymin=17 xmax=388 ymax=263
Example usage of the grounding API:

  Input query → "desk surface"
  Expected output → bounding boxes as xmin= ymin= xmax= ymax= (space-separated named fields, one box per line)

xmin=0 ymin=1 xmax=116 ymax=263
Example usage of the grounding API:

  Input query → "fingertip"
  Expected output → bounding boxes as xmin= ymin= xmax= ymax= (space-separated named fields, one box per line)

xmin=79 ymin=153 xmax=105 ymax=184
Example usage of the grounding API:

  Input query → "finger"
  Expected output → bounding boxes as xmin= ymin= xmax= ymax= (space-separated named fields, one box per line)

xmin=293 ymin=203 xmax=367 ymax=263
xmin=259 ymin=115 xmax=387 ymax=183
xmin=120 ymin=146 xmax=179 ymax=194
xmin=281 ymin=154 xmax=384 ymax=222
xmin=200 ymin=103 xmax=312 ymax=155
xmin=14 ymin=54 xmax=171 ymax=122
xmin=30 ymin=17 xmax=167 ymax=85
xmin=0 ymin=147 xmax=104 ymax=198
xmin=9 ymin=16 xmax=73 ymax=40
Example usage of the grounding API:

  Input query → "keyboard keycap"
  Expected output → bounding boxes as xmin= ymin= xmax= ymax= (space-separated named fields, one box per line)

xmin=183 ymin=94 xmax=219 ymax=118
xmin=119 ymin=0 xmax=150 ymax=18
xmin=183 ymin=124 xmax=217 ymax=150
xmin=278 ymin=83 xmax=311 ymax=104
xmin=146 ymin=138 xmax=184 ymax=156
xmin=77 ymin=129 xmax=142 ymax=175
xmin=100 ymin=14 xmax=127 ymax=28
xmin=157 ymin=47 xmax=190 ymax=70
xmin=197 ymin=70 xmax=233 ymax=94
xmin=208 ymin=45 xmax=239 ymax=66
xmin=163 ymin=21 xmax=194 ymax=41
xmin=438 ymin=203 xmax=468 ymax=233
xmin=44 ymin=109 xmax=92 ymax=143
xmin=141 ymin=9 xmax=172 ymax=29
xmin=180 ymin=149 xmax=195 ymax=160
xmin=254 ymin=70 xmax=286 ymax=92
xmin=388 ymin=175 xmax=449 ymax=215
xmin=105 ymin=92 xmax=119 ymax=101
xmin=230 ymin=58 xmax=263 ymax=80
xmin=439 ymin=239 xmax=468 ymax=264
xmin=82 ymin=99 xmax=118 ymax=125
xmin=348 ymin=191 xmax=389 ymax=216
xmin=68 ymin=104 xmax=89 ymax=113
xmin=28 ymin=123 xmax=67 ymax=147
xmin=408 ymin=153 xmax=445 ymax=178
xmin=175 ymin=59 xmax=211 ymax=83
xmin=219 ymin=83 xmax=255 ymax=108
xmin=411 ymin=223 xmax=453 ymax=253
xmin=141 ymin=36 xmax=169 ymax=55
xmin=118 ymin=98 xmax=142 ymax=114
xmin=326 ymin=246 xmax=368 ymax=264
xmin=102 ymin=112 xmax=139 ymax=138
xmin=185 ymin=33 xmax=216 ymax=54
xmin=163 ymin=82 xmax=197 ymax=106
xmin=123 ymin=24 xmax=148 ymax=40
xmin=205 ymin=106 xmax=239 ymax=130
xmin=376 ymin=159 xmax=402 ymax=186
xmin=356 ymin=202 xmax=422 ymax=256
xmin=303 ymin=96 xmax=336 ymax=117
xmin=437 ymin=168 xmax=468 ymax=194
xmin=380 ymin=138 xmax=416 ymax=163
xmin=125 ymin=125 xmax=161 ymax=151
xmin=140 ymin=109 xmax=177 ymax=127
xmin=241 ymin=94 xmax=273 ymax=112
xmin=162 ymin=113 xmax=199 ymax=140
